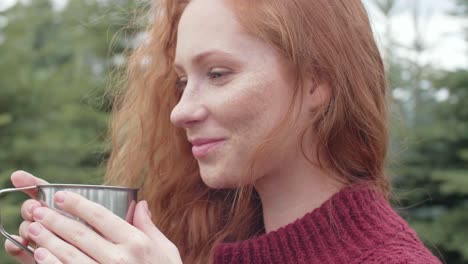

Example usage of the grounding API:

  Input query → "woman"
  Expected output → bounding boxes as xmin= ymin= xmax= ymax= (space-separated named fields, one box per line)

xmin=5 ymin=0 xmax=442 ymax=263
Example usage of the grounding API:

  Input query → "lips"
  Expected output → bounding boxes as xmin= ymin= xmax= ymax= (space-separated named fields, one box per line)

xmin=190 ymin=138 xmax=225 ymax=158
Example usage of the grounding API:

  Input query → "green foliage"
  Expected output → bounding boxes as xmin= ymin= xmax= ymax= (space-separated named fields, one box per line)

xmin=372 ymin=0 xmax=468 ymax=263
xmin=408 ymin=69 xmax=468 ymax=264
xmin=0 ymin=0 xmax=144 ymax=262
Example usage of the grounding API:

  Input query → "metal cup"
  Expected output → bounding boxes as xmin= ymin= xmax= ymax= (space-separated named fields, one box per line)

xmin=0 ymin=184 xmax=138 ymax=256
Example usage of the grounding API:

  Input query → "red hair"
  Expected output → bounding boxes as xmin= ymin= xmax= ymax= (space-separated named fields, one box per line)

xmin=105 ymin=0 xmax=389 ymax=263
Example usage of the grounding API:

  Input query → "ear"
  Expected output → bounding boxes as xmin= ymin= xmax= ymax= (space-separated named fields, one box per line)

xmin=302 ymin=77 xmax=331 ymax=111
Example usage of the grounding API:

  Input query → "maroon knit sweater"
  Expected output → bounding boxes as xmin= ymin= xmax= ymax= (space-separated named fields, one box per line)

xmin=214 ymin=185 xmax=442 ymax=264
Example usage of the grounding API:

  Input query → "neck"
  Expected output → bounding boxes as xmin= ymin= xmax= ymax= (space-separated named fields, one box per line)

xmin=254 ymin=156 xmax=343 ymax=233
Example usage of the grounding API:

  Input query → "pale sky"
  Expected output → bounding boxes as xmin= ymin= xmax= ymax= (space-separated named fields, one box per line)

xmin=363 ymin=0 xmax=467 ymax=70
xmin=1 ymin=0 xmax=467 ymax=70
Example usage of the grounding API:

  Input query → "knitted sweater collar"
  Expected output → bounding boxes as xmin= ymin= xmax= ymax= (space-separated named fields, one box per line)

xmin=214 ymin=184 xmax=412 ymax=263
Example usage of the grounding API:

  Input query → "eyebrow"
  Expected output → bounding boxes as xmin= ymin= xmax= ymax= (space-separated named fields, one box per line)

xmin=174 ymin=49 xmax=237 ymax=71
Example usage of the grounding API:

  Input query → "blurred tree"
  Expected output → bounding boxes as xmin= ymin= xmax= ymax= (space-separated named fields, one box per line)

xmin=418 ymin=68 xmax=468 ymax=262
xmin=0 ymin=0 xmax=145 ymax=262
xmin=372 ymin=0 xmax=468 ymax=263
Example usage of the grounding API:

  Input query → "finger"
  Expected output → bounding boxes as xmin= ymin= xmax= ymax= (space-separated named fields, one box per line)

xmin=19 ymin=221 xmax=33 ymax=242
xmin=53 ymin=191 xmax=141 ymax=243
xmin=28 ymin=222 xmax=97 ymax=264
xmin=4 ymin=235 xmax=36 ymax=264
xmin=34 ymin=248 xmax=62 ymax=264
xmin=32 ymin=206 xmax=113 ymax=262
xmin=21 ymin=199 xmax=42 ymax=222
xmin=133 ymin=201 xmax=163 ymax=242
xmin=133 ymin=201 xmax=180 ymax=255
xmin=11 ymin=170 xmax=49 ymax=198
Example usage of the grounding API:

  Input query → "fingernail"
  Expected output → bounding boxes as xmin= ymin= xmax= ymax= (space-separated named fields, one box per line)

xmin=54 ymin=191 xmax=66 ymax=204
xmin=29 ymin=223 xmax=42 ymax=236
xmin=33 ymin=207 xmax=45 ymax=220
xmin=28 ymin=203 xmax=39 ymax=214
xmin=35 ymin=248 xmax=48 ymax=261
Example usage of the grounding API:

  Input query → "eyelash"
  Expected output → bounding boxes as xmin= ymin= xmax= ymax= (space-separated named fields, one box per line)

xmin=175 ymin=77 xmax=187 ymax=93
xmin=175 ymin=69 xmax=231 ymax=92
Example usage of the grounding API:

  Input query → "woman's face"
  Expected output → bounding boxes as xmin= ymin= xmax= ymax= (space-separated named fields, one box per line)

xmin=171 ymin=0 xmax=306 ymax=188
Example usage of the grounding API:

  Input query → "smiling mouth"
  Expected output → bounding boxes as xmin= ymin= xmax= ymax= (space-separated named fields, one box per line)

xmin=191 ymin=139 xmax=225 ymax=158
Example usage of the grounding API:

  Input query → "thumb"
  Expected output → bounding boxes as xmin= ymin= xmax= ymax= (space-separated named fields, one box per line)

xmin=132 ymin=201 xmax=160 ymax=239
xmin=11 ymin=170 xmax=49 ymax=198
xmin=133 ymin=201 xmax=182 ymax=263
xmin=133 ymin=201 xmax=172 ymax=245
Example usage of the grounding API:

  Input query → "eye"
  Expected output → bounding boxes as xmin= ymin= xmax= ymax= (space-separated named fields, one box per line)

xmin=175 ymin=76 xmax=187 ymax=92
xmin=208 ymin=71 xmax=224 ymax=79
xmin=207 ymin=68 xmax=231 ymax=82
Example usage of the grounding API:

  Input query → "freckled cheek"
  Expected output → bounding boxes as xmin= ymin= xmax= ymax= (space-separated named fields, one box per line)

xmin=211 ymin=81 xmax=275 ymax=140
xmin=208 ymin=89 xmax=269 ymax=184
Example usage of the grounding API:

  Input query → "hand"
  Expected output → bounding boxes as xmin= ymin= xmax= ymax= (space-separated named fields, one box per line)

xmin=4 ymin=170 xmax=183 ymax=264
xmin=25 ymin=191 xmax=182 ymax=264
xmin=28 ymin=191 xmax=182 ymax=264
xmin=4 ymin=170 xmax=48 ymax=264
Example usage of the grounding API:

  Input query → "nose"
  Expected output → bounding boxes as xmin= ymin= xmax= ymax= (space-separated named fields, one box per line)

xmin=170 ymin=91 xmax=208 ymax=128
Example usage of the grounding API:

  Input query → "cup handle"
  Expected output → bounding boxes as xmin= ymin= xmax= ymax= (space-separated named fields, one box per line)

xmin=0 ymin=186 xmax=39 ymax=256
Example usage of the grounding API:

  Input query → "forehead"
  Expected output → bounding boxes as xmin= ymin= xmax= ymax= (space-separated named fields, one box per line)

xmin=175 ymin=0 xmax=245 ymax=62
xmin=178 ymin=0 xmax=238 ymax=30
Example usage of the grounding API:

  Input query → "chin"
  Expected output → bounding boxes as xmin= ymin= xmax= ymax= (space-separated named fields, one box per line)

xmin=200 ymin=170 xmax=241 ymax=189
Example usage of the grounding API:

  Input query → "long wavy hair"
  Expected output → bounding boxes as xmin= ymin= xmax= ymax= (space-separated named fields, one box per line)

xmin=104 ymin=0 xmax=389 ymax=263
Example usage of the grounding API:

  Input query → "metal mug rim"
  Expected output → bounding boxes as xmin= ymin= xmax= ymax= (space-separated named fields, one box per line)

xmin=35 ymin=184 xmax=138 ymax=191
